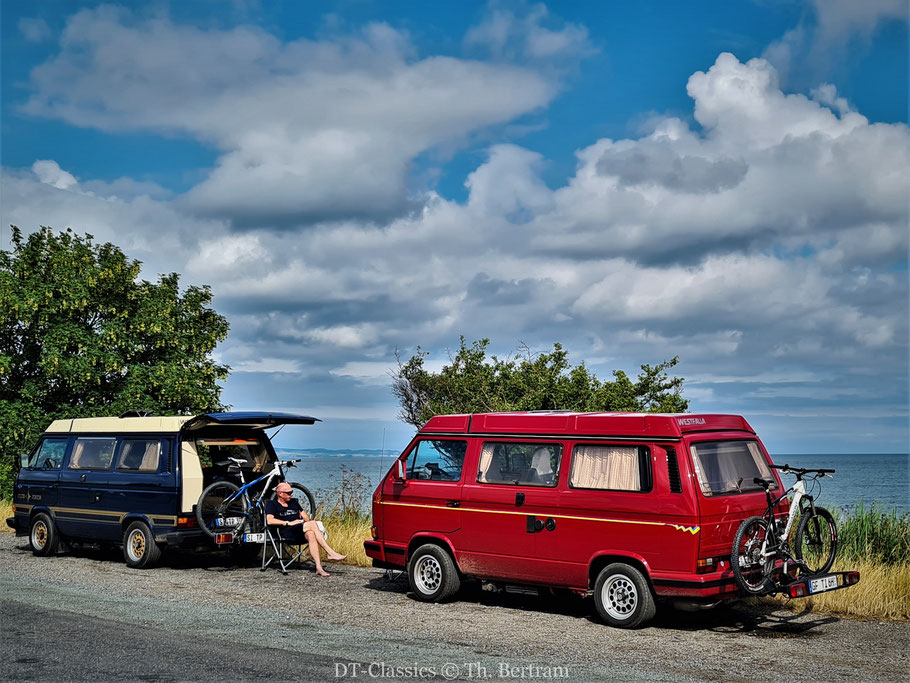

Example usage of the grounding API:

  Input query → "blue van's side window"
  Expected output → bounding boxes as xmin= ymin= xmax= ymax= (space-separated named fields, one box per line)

xmin=116 ymin=439 xmax=166 ymax=472
xmin=68 ymin=438 xmax=117 ymax=470
xmin=30 ymin=438 xmax=69 ymax=469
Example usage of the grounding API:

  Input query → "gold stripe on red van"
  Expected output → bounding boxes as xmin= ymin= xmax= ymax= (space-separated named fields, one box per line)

xmin=379 ymin=501 xmax=699 ymax=534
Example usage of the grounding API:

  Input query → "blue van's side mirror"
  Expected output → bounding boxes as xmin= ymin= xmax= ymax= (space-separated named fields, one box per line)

xmin=19 ymin=453 xmax=30 ymax=469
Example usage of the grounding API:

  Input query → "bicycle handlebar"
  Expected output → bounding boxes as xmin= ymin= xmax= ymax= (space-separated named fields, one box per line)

xmin=769 ymin=464 xmax=835 ymax=475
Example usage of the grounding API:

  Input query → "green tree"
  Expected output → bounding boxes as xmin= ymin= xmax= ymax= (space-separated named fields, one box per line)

xmin=0 ymin=226 xmax=230 ymax=497
xmin=392 ymin=337 xmax=688 ymax=428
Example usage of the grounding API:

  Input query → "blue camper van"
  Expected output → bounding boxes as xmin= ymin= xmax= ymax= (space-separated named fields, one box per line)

xmin=7 ymin=412 xmax=318 ymax=568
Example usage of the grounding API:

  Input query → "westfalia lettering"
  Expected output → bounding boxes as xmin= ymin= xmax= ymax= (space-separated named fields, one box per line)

xmin=677 ymin=417 xmax=706 ymax=426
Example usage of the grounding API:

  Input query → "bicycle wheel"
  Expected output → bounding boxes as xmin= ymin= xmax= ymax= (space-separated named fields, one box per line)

xmin=794 ymin=506 xmax=837 ymax=575
xmin=270 ymin=482 xmax=316 ymax=518
xmin=731 ymin=516 xmax=774 ymax=594
xmin=196 ymin=481 xmax=244 ymax=539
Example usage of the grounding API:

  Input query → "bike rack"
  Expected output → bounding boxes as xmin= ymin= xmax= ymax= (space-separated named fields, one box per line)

xmin=773 ymin=569 xmax=861 ymax=598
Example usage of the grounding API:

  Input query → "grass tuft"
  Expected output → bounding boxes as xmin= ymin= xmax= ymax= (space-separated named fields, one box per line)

xmin=0 ymin=499 xmax=12 ymax=533
xmin=319 ymin=511 xmax=373 ymax=567
xmin=836 ymin=501 xmax=910 ymax=566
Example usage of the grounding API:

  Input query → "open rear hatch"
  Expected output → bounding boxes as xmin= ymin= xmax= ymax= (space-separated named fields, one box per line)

xmin=181 ymin=412 xmax=320 ymax=432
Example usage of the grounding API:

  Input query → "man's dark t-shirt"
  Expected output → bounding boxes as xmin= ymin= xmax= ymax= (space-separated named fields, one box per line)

xmin=265 ymin=498 xmax=305 ymax=541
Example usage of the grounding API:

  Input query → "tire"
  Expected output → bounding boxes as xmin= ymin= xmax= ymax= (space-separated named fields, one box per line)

xmin=196 ymin=481 xmax=244 ymax=539
xmin=408 ymin=543 xmax=461 ymax=602
xmin=29 ymin=512 xmax=59 ymax=557
xmin=269 ymin=483 xmax=316 ymax=519
xmin=731 ymin=516 xmax=774 ymax=595
xmin=795 ymin=507 xmax=837 ymax=575
xmin=123 ymin=521 xmax=162 ymax=569
xmin=593 ymin=563 xmax=656 ymax=629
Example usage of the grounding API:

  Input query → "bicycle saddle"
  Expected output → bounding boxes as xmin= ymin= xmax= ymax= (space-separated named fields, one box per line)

xmin=753 ymin=477 xmax=774 ymax=489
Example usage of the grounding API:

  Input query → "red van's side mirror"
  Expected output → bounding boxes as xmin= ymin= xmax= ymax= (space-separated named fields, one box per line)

xmin=394 ymin=459 xmax=407 ymax=483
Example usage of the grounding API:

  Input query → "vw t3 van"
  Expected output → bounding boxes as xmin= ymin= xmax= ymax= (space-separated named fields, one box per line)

xmin=7 ymin=411 xmax=317 ymax=568
xmin=364 ymin=411 xmax=785 ymax=628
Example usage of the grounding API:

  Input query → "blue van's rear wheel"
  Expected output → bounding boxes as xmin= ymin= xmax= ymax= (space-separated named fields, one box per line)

xmin=123 ymin=521 xmax=162 ymax=569
xmin=29 ymin=513 xmax=59 ymax=557
xmin=196 ymin=482 xmax=244 ymax=539
xmin=594 ymin=563 xmax=656 ymax=628
xmin=408 ymin=544 xmax=460 ymax=602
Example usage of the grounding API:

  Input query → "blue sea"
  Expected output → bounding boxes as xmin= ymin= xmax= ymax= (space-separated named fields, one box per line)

xmin=280 ymin=450 xmax=909 ymax=514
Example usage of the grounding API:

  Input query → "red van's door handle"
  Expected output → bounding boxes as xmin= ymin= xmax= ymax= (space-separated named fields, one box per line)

xmin=446 ymin=500 xmax=460 ymax=508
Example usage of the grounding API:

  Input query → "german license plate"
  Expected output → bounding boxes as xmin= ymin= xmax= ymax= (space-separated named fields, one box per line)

xmin=216 ymin=517 xmax=242 ymax=527
xmin=242 ymin=533 xmax=264 ymax=543
xmin=809 ymin=575 xmax=838 ymax=593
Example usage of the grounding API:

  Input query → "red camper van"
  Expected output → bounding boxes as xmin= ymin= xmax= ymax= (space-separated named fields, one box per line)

xmin=364 ymin=411 xmax=786 ymax=628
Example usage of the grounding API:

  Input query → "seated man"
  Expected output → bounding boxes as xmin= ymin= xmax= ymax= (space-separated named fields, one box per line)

xmin=264 ymin=483 xmax=346 ymax=576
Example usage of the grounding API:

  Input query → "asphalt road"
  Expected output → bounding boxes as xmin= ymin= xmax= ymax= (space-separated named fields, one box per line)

xmin=1 ymin=533 xmax=908 ymax=682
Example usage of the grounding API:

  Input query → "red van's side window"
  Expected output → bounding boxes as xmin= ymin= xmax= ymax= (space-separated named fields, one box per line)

xmin=569 ymin=444 xmax=653 ymax=492
xmin=476 ymin=442 xmax=562 ymax=486
xmin=408 ymin=439 xmax=467 ymax=481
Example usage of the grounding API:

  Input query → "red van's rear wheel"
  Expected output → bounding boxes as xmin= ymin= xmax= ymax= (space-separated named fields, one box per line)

xmin=408 ymin=544 xmax=460 ymax=602
xmin=593 ymin=563 xmax=656 ymax=628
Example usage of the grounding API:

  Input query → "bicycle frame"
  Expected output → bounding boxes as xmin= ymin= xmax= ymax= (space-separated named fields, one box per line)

xmin=216 ymin=459 xmax=295 ymax=530
xmin=758 ymin=473 xmax=821 ymax=572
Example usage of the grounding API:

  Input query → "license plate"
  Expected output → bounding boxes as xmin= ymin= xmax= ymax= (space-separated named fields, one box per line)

xmin=216 ymin=517 xmax=242 ymax=527
xmin=242 ymin=533 xmax=264 ymax=543
xmin=809 ymin=575 xmax=838 ymax=594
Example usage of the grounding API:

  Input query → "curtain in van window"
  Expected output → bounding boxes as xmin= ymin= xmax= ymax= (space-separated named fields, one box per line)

xmin=477 ymin=443 xmax=504 ymax=482
xmin=570 ymin=446 xmax=641 ymax=491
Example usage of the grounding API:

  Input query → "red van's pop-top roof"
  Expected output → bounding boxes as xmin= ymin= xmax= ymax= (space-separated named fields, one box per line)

xmin=418 ymin=412 xmax=754 ymax=438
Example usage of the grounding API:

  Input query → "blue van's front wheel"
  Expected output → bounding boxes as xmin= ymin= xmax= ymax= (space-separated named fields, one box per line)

xmin=123 ymin=521 xmax=162 ymax=569
xmin=29 ymin=513 xmax=59 ymax=557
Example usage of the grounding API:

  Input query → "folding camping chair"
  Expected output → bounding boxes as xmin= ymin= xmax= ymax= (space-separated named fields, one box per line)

xmin=260 ymin=502 xmax=311 ymax=574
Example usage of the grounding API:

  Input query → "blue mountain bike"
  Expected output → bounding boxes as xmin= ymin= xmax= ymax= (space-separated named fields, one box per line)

xmin=195 ymin=457 xmax=316 ymax=542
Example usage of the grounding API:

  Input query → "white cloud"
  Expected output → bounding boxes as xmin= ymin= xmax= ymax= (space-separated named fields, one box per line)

xmin=465 ymin=3 xmax=592 ymax=60
xmin=763 ymin=0 xmax=908 ymax=85
xmin=232 ymin=358 xmax=300 ymax=373
xmin=23 ymin=7 xmax=558 ymax=227
xmin=32 ymin=160 xmax=77 ymax=189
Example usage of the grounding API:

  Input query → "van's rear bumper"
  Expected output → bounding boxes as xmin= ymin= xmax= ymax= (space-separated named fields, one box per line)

xmin=160 ymin=529 xmax=209 ymax=547
xmin=364 ymin=539 xmax=407 ymax=569
xmin=651 ymin=571 xmax=741 ymax=599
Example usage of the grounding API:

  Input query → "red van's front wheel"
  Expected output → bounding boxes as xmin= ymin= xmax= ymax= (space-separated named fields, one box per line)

xmin=594 ymin=563 xmax=656 ymax=628
xmin=408 ymin=544 xmax=461 ymax=602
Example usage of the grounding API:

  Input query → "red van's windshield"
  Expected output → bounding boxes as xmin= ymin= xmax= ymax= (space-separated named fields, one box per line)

xmin=689 ymin=440 xmax=775 ymax=497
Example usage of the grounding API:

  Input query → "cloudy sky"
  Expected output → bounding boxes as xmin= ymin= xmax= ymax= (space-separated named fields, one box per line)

xmin=2 ymin=1 xmax=907 ymax=455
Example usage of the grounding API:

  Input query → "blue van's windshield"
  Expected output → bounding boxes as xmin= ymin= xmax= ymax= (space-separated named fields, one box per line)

xmin=689 ymin=440 xmax=775 ymax=497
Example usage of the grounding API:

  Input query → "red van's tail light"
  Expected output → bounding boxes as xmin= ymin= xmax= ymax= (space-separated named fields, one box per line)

xmin=176 ymin=515 xmax=197 ymax=528
xmin=371 ymin=525 xmax=378 ymax=540
xmin=696 ymin=556 xmax=729 ymax=574
xmin=844 ymin=571 xmax=860 ymax=586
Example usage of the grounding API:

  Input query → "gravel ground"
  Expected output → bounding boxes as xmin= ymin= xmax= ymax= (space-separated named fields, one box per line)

xmin=1 ymin=533 xmax=908 ymax=682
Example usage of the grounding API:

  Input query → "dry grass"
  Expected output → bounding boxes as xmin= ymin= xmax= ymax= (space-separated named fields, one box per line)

xmin=321 ymin=512 xmax=373 ymax=567
xmin=761 ymin=558 xmax=910 ymax=621
xmin=0 ymin=499 xmax=13 ymax=533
